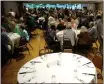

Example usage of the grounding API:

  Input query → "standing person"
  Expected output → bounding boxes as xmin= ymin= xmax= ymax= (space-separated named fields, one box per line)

xmin=96 ymin=15 xmax=103 ymax=56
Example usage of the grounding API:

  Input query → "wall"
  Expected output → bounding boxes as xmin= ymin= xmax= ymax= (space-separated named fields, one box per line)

xmin=87 ymin=4 xmax=95 ymax=11
xmin=3 ymin=1 xmax=19 ymax=15
xmin=97 ymin=3 xmax=103 ymax=10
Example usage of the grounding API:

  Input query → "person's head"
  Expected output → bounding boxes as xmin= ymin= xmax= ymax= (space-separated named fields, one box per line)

xmin=89 ymin=22 xmax=94 ymax=28
xmin=11 ymin=21 xmax=16 ymax=28
xmin=50 ymin=25 xmax=56 ymax=30
xmin=66 ymin=23 xmax=72 ymax=29
xmin=59 ymin=18 xmax=62 ymax=22
xmin=80 ymin=26 xmax=88 ymax=32
xmin=20 ymin=25 xmax=25 ymax=30
xmin=60 ymin=20 xmax=64 ymax=25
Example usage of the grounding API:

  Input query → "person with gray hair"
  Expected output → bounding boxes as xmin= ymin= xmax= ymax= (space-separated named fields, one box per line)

xmin=63 ymin=23 xmax=77 ymax=52
xmin=88 ymin=22 xmax=98 ymax=41
xmin=80 ymin=26 xmax=88 ymax=32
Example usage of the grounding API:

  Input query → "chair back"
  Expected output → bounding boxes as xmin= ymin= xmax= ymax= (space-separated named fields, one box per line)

xmin=19 ymin=37 xmax=27 ymax=46
xmin=92 ymin=54 xmax=103 ymax=70
xmin=63 ymin=38 xmax=72 ymax=49
xmin=63 ymin=49 xmax=72 ymax=53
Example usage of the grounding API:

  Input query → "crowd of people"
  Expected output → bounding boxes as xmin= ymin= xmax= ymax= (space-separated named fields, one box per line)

xmin=1 ymin=6 xmax=103 ymax=65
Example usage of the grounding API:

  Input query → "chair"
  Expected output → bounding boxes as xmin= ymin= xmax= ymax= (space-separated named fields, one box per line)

xmin=26 ymin=39 xmax=33 ymax=50
xmin=92 ymin=39 xmax=100 ymax=54
xmin=63 ymin=38 xmax=73 ymax=52
xmin=19 ymin=38 xmax=31 ymax=55
xmin=39 ymin=31 xmax=60 ymax=55
xmin=92 ymin=53 xmax=103 ymax=79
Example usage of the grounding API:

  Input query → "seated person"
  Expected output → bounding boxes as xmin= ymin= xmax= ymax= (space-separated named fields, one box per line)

xmin=10 ymin=21 xmax=21 ymax=35
xmin=63 ymin=23 xmax=77 ymax=52
xmin=20 ymin=25 xmax=30 ymax=41
xmin=77 ymin=26 xmax=93 ymax=52
xmin=8 ymin=9 xmax=16 ymax=18
xmin=48 ymin=15 xmax=55 ymax=26
xmin=1 ymin=16 xmax=11 ymax=32
xmin=1 ymin=28 xmax=11 ymax=51
xmin=47 ymin=25 xmax=60 ymax=52
xmin=48 ymin=25 xmax=56 ymax=40
xmin=88 ymin=22 xmax=98 ymax=42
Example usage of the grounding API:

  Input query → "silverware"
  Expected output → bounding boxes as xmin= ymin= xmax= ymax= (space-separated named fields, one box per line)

xmin=22 ymin=67 xmax=32 ymax=69
xmin=82 ymin=73 xmax=95 ymax=76
xmin=30 ymin=61 xmax=42 ymax=63
xmin=84 ymin=64 xmax=94 ymax=68
xmin=76 ymin=56 xmax=82 ymax=60
xmin=76 ymin=77 xmax=85 ymax=84
xmin=82 ymin=62 xmax=91 ymax=66
xmin=19 ymin=71 xmax=34 ymax=74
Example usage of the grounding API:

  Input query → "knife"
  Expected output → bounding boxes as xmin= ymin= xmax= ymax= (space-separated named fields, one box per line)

xmin=30 ymin=61 xmax=42 ymax=63
xmin=82 ymin=62 xmax=91 ymax=66
xmin=19 ymin=71 xmax=34 ymax=74
xmin=82 ymin=73 xmax=95 ymax=76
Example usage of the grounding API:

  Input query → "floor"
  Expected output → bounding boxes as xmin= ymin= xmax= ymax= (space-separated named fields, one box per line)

xmin=1 ymin=29 xmax=103 ymax=84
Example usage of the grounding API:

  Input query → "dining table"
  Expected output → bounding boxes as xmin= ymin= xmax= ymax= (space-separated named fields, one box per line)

xmin=17 ymin=53 xmax=97 ymax=83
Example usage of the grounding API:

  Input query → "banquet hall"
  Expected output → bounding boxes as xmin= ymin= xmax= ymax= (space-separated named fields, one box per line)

xmin=1 ymin=0 xmax=103 ymax=84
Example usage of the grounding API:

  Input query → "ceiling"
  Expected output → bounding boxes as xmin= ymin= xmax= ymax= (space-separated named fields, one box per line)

xmin=2 ymin=0 xmax=103 ymax=3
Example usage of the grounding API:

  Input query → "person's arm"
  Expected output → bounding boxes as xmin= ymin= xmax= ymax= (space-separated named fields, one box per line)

xmin=88 ymin=28 xmax=94 ymax=35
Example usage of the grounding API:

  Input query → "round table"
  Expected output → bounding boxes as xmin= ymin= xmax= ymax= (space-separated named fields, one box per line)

xmin=17 ymin=53 xmax=97 ymax=83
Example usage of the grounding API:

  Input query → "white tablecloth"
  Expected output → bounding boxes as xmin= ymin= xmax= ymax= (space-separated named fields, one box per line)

xmin=7 ymin=32 xmax=21 ymax=54
xmin=17 ymin=53 xmax=97 ymax=83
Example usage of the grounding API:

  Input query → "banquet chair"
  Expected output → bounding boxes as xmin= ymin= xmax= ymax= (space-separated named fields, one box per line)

xmin=92 ymin=53 xmax=103 ymax=79
xmin=63 ymin=38 xmax=73 ymax=52
xmin=92 ymin=39 xmax=100 ymax=54
xmin=25 ymin=26 xmax=38 ymax=39
xmin=39 ymin=32 xmax=60 ymax=55
xmin=19 ymin=38 xmax=31 ymax=55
